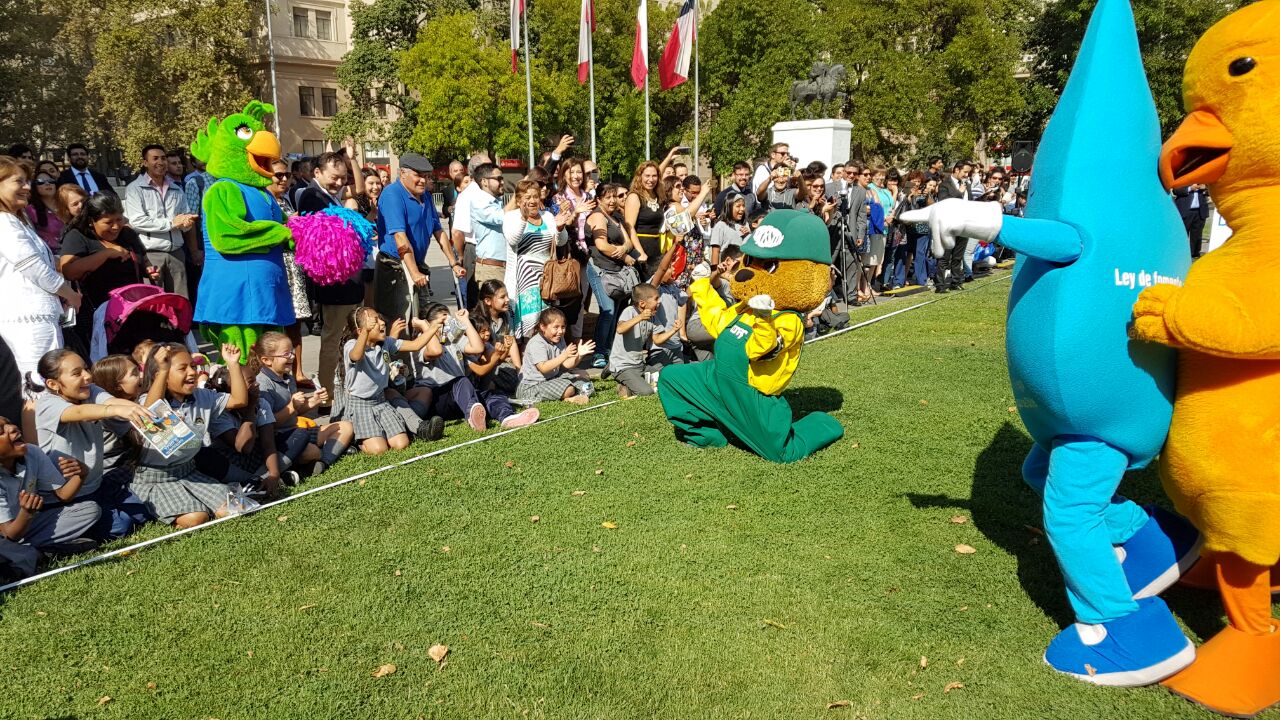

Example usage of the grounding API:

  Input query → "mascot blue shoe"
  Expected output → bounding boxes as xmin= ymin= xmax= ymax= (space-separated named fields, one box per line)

xmin=902 ymin=0 xmax=1197 ymax=686
xmin=1121 ymin=506 xmax=1201 ymax=600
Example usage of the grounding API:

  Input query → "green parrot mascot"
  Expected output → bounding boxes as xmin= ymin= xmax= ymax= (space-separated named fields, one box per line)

xmin=190 ymin=101 xmax=294 ymax=362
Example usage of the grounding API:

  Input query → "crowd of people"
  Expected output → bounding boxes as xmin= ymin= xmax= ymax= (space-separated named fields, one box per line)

xmin=0 ymin=131 xmax=1031 ymax=579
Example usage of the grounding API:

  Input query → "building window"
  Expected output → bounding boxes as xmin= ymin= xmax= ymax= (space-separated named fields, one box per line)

xmin=292 ymin=10 xmax=308 ymax=38
xmin=302 ymin=140 xmax=325 ymax=157
xmin=314 ymin=10 xmax=332 ymax=40
xmin=363 ymin=142 xmax=390 ymax=160
xmin=321 ymin=88 xmax=338 ymax=117
xmin=299 ymin=86 xmax=316 ymax=117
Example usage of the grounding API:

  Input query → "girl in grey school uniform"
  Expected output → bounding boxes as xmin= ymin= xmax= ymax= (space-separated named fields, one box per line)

xmin=517 ymin=307 xmax=595 ymax=406
xmin=0 ymin=416 xmax=101 ymax=553
xmin=30 ymin=349 xmax=153 ymax=539
xmin=337 ymin=307 xmax=434 ymax=456
xmin=132 ymin=343 xmax=250 ymax=529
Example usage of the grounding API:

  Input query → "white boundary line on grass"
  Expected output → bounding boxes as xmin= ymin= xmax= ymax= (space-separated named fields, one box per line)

xmin=0 ymin=272 xmax=1012 ymax=595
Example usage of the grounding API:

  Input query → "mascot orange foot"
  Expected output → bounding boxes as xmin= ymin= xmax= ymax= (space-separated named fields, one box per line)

xmin=1131 ymin=1 xmax=1280 ymax=716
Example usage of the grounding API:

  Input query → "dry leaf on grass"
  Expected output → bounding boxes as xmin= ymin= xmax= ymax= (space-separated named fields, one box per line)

xmin=601 ymin=521 xmax=618 ymax=529
xmin=428 ymin=644 xmax=449 ymax=664
xmin=297 ymin=604 xmax=317 ymax=611
xmin=919 ymin=656 xmax=928 ymax=669
xmin=572 ymin=490 xmax=587 ymax=496
xmin=529 ymin=515 xmax=540 ymax=523
xmin=943 ymin=682 xmax=964 ymax=693
xmin=146 ymin=682 xmax=156 ymax=690
xmin=593 ymin=469 xmax=604 ymax=476
xmin=34 ymin=611 xmax=45 ymax=617
xmin=761 ymin=618 xmax=785 ymax=630
xmin=726 ymin=504 xmax=738 ymax=510
xmin=392 ymin=642 xmax=405 ymax=652
xmin=394 ymin=569 xmax=402 ymax=577
xmin=825 ymin=700 xmax=851 ymax=710
xmin=504 ymin=461 xmax=515 ymax=469
xmin=911 ymin=692 xmax=925 ymax=701
xmin=357 ymin=478 xmax=366 ymax=486
xmin=625 ymin=440 xmax=637 ymax=448
xmin=246 ymin=650 xmax=253 ymax=658
xmin=531 ymin=621 xmax=550 ymax=629
xmin=949 ymin=516 xmax=967 ymax=525
xmin=919 ymin=399 xmax=929 ymax=406
xmin=956 ymin=658 xmax=965 ymax=666
xmin=1008 ymin=406 xmax=1018 ymax=413
xmin=277 ymin=515 xmax=288 ymax=523
xmin=954 ymin=544 xmax=977 ymax=555
xmin=97 ymin=696 xmax=112 ymax=706
xmin=372 ymin=663 xmax=397 ymax=678
xmin=850 ymin=442 xmax=860 ymax=449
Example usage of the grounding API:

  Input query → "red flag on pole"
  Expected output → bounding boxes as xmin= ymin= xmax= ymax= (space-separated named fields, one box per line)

xmin=510 ymin=0 xmax=524 ymax=73
xmin=631 ymin=0 xmax=648 ymax=89
xmin=659 ymin=0 xmax=696 ymax=90
xmin=578 ymin=0 xmax=595 ymax=84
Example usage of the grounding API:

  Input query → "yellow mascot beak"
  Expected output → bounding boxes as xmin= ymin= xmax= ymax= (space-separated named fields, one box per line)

xmin=1158 ymin=110 xmax=1233 ymax=190
xmin=246 ymin=130 xmax=282 ymax=179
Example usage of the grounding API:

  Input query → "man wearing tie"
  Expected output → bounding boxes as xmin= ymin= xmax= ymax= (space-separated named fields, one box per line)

xmin=57 ymin=144 xmax=118 ymax=197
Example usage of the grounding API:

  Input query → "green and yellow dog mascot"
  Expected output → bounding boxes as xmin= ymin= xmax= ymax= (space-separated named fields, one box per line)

xmin=658 ymin=210 xmax=844 ymax=463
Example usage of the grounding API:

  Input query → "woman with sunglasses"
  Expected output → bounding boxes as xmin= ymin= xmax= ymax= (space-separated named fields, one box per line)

xmin=267 ymin=159 xmax=313 ymax=381
xmin=26 ymin=170 xmax=67 ymax=253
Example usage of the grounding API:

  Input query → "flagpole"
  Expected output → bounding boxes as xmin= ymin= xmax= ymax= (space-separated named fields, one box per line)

xmin=644 ymin=75 xmax=651 ymax=160
xmin=692 ymin=0 xmax=699 ymax=172
xmin=588 ymin=23 xmax=597 ymax=164
xmin=522 ymin=2 xmax=535 ymax=168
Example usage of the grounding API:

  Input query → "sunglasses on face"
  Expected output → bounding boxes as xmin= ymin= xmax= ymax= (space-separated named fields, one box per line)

xmin=35 ymin=179 xmax=55 ymax=186
xmin=273 ymin=172 xmax=289 ymax=181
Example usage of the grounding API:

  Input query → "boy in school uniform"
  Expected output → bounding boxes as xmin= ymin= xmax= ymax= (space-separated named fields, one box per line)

xmin=609 ymin=283 xmax=683 ymax=398
xmin=0 ymin=417 xmax=101 ymax=553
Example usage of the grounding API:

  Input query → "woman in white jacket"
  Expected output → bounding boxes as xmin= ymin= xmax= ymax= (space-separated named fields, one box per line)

xmin=0 ymin=157 xmax=81 ymax=381
xmin=503 ymin=179 xmax=568 ymax=339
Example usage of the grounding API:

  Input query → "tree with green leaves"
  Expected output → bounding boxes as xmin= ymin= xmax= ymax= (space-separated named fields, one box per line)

xmin=327 ymin=0 xmax=476 ymax=152
xmin=0 ymin=0 xmax=94 ymax=153
xmin=1022 ymin=0 xmax=1248 ymax=139
xmin=62 ymin=0 xmax=261 ymax=160
xmin=400 ymin=12 xmax=580 ymax=161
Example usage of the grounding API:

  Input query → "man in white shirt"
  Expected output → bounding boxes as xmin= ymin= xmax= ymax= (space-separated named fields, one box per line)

xmin=57 ymin=144 xmax=117 ymax=197
xmin=450 ymin=153 xmax=496 ymax=307
xmin=752 ymin=143 xmax=794 ymax=195
xmin=466 ymin=163 xmax=509 ymax=287
xmin=124 ymin=145 xmax=199 ymax=297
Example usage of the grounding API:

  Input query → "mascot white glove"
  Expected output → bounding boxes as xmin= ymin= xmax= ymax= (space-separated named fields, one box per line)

xmin=691 ymin=262 xmax=712 ymax=280
xmin=748 ymin=294 xmax=776 ymax=312
xmin=899 ymin=199 xmax=1004 ymax=259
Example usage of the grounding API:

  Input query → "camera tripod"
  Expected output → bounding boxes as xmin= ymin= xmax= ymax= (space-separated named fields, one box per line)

xmin=832 ymin=207 xmax=875 ymax=309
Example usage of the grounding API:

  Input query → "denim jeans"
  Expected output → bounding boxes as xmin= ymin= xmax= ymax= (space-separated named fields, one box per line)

xmin=585 ymin=263 xmax=622 ymax=353
xmin=913 ymin=235 xmax=934 ymax=286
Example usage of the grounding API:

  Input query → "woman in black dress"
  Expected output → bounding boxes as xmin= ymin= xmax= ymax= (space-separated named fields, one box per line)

xmin=623 ymin=161 xmax=661 ymax=281
xmin=58 ymin=194 xmax=157 ymax=352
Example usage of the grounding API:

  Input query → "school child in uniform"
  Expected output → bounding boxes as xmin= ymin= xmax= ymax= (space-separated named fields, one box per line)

xmin=132 ymin=342 xmax=249 ymax=529
xmin=207 ymin=359 xmax=288 ymax=498
xmin=339 ymin=307 xmax=436 ymax=456
xmin=0 ymin=415 xmax=102 ymax=553
xmin=415 ymin=303 xmax=540 ymax=430
xmin=254 ymin=331 xmax=354 ymax=476
xmin=467 ymin=321 xmax=538 ymax=428
xmin=517 ymin=307 xmax=595 ymax=406
xmin=471 ymin=280 xmax=522 ymax=395
xmin=30 ymin=349 xmax=154 ymax=539
xmin=645 ymin=241 xmax=691 ymax=370
xmin=91 ymin=354 xmax=146 ymax=498
xmin=609 ymin=284 xmax=683 ymax=398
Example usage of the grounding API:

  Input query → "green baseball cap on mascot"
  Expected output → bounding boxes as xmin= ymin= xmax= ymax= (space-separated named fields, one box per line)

xmin=740 ymin=210 xmax=832 ymax=265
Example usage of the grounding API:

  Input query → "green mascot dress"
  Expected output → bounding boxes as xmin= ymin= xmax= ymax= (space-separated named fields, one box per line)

xmin=658 ymin=210 xmax=844 ymax=463
xmin=190 ymin=101 xmax=293 ymax=362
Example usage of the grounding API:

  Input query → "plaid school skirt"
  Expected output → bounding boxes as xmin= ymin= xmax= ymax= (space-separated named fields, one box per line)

xmin=343 ymin=394 xmax=409 ymax=441
xmin=130 ymin=460 xmax=231 ymax=524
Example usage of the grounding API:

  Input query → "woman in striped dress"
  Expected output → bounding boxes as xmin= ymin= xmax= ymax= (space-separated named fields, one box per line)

xmin=502 ymin=180 xmax=568 ymax=339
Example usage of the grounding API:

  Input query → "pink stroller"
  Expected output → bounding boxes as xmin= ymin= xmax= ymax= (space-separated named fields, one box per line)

xmin=90 ymin=284 xmax=195 ymax=362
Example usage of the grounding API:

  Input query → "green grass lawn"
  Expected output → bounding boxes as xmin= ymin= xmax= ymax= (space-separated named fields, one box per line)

xmin=1 ymin=276 xmax=1268 ymax=720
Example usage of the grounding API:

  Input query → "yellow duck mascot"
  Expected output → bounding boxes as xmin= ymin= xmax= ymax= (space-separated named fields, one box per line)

xmin=1131 ymin=1 xmax=1280 ymax=715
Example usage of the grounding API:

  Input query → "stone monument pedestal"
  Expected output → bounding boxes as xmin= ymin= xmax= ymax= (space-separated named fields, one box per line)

xmin=771 ymin=119 xmax=852 ymax=175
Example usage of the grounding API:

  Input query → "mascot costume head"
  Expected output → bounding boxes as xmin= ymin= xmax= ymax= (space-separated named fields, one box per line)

xmin=657 ymin=209 xmax=844 ymax=464
xmin=901 ymin=0 xmax=1202 ymax=690
xmin=1132 ymin=1 xmax=1280 ymax=715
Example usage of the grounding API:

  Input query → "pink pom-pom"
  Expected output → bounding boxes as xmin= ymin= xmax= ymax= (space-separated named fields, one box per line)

xmin=287 ymin=213 xmax=365 ymax=286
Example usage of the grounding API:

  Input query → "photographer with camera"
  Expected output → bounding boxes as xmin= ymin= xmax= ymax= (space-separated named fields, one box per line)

xmin=752 ymin=143 xmax=795 ymax=194
xmin=758 ymin=164 xmax=799 ymax=210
